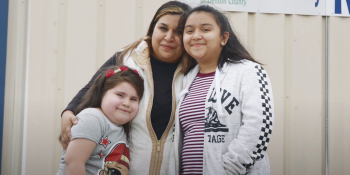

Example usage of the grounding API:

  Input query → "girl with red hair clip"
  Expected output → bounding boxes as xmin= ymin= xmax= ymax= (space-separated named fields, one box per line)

xmin=57 ymin=65 xmax=143 ymax=175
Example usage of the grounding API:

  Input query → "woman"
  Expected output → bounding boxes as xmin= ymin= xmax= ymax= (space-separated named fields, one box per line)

xmin=60 ymin=1 xmax=193 ymax=174
xmin=171 ymin=5 xmax=274 ymax=175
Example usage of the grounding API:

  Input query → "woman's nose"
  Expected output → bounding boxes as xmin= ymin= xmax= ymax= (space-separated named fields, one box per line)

xmin=164 ymin=31 xmax=175 ymax=42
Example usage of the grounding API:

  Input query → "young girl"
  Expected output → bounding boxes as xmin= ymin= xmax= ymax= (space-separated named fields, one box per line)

xmin=57 ymin=65 xmax=144 ymax=175
xmin=170 ymin=5 xmax=274 ymax=175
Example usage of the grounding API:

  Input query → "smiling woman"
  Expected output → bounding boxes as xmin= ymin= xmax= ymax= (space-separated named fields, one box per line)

xmin=151 ymin=14 xmax=183 ymax=63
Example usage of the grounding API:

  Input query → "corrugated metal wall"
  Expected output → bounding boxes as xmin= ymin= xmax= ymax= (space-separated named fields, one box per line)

xmin=2 ymin=0 xmax=349 ymax=175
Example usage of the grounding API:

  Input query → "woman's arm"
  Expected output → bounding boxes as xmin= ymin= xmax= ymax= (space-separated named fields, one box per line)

xmin=60 ymin=110 xmax=77 ymax=149
xmin=60 ymin=53 xmax=120 ymax=149
xmin=65 ymin=138 xmax=96 ymax=175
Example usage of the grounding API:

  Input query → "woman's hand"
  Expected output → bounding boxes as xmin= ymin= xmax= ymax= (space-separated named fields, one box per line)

xmin=60 ymin=110 xmax=78 ymax=150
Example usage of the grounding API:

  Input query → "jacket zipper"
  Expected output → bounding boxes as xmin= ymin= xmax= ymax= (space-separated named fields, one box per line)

xmin=153 ymin=140 xmax=161 ymax=174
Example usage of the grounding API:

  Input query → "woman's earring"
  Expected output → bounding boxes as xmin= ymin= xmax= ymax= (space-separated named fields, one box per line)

xmin=221 ymin=42 xmax=225 ymax=46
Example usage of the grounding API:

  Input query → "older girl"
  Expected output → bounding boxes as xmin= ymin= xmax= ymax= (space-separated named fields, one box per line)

xmin=172 ymin=5 xmax=274 ymax=175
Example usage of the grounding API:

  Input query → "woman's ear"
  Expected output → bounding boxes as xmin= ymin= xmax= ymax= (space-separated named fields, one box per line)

xmin=221 ymin=31 xmax=229 ymax=46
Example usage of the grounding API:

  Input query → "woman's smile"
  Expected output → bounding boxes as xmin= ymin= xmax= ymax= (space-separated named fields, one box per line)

xmin=161 ymin=44 xmax=176 ymax=50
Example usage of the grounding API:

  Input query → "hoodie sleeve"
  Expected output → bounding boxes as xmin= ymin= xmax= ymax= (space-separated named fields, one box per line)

xmin=222 ymin=64 xmax=274 ymax=174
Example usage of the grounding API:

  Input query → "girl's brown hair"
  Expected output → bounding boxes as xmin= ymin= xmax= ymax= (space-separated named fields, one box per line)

xmin=76 ymin=66 xmax=144 ymax=140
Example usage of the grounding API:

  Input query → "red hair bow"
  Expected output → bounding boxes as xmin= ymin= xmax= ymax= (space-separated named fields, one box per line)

xmin=106 ymin=70 xmax=114 ymax=78
xmin=105 ymin=66 xmax=140 ymax=78
xmin=119 ymin=66 xmax=128 ymax=71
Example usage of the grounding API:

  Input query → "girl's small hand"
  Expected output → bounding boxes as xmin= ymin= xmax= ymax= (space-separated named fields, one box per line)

xmin=60 ymin=110 xmax=78 ymax=150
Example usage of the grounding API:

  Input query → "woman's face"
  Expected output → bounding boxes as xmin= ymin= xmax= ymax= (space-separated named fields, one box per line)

xmin=183 ymin=12 xmax=227 ymax=65
xmin=151 ymin=14 xmax=183 ymax=63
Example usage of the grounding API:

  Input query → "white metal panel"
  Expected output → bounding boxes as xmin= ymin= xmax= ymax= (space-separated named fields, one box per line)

xmin=284 ymin=15 xmax=325 ymax=175
xmin=24 ymin=0 xmax=62 ymax=174
xmin=328 ymin=16 xmax=350 ymax=175
xmin=63 ymin=0 xmax=100 ymax=106
xmin=104 ymin=0 xmax=138 ymax=63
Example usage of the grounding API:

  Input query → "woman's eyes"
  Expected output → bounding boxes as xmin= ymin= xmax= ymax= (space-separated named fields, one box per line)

xmin=131 ymin=98 xmax=138 ymax=101
xmin=160 ymin=27 xmax=167 ymax=31
xmin=117 ymin=94 xmax=123 ymax=97
xmin=185 ymin=28 xmax=210 ymax=33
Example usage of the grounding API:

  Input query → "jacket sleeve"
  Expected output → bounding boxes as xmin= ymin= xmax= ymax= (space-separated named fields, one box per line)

xmin=222 ymin=64 xmax=274 ymax=174
xmin=62 ymin=52 xmax=121 ymax=115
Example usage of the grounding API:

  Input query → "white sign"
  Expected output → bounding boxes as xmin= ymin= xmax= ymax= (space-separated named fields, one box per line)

xmin=180 ymin=0 xmax=350 ymax=17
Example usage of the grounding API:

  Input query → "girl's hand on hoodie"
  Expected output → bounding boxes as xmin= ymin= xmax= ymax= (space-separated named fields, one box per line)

xmin=60 ymin=110 xmax=78 ymax=150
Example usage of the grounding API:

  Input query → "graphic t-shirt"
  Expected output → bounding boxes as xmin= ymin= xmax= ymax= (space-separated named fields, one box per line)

xmin=57 ymin=108 xmax=130 ymax=175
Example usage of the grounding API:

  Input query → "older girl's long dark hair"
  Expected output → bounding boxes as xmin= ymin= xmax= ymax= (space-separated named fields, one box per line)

xmin=178 ymin=5 xmax=261 ymax=74
xmin=76 ymin=66 xmax=144 ymax=141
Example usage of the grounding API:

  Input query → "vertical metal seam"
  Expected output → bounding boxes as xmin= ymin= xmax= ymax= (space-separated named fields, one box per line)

xmin=96 ymin=0 xmax=106 ymax=70
xmin=325 ymin=16 xmax=328 ymax=175
xmin=21 ymin=0 xmax=31 ymax=174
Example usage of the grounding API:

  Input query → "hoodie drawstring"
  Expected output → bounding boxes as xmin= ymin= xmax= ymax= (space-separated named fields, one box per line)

xmin=215 ymin=67 xmax=225 ymax=117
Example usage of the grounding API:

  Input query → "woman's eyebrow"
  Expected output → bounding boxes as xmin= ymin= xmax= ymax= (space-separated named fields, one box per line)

xmin=158 ymin=23 xmax=168 ymax=27
xmin=185 ymin=23 xmax=213 ymax=28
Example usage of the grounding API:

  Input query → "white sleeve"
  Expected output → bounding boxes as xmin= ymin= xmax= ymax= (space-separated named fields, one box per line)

xmin=222 ymin=64 xmax=274 ymax=174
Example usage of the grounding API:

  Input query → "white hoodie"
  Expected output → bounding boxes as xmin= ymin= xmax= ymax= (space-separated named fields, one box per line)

xmin=170 ymin=60 xmax=274 ymax=175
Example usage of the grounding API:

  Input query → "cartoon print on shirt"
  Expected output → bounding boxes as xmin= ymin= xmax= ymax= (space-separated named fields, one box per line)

xmin=99 ymin=142 xmax=130 ymax=175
